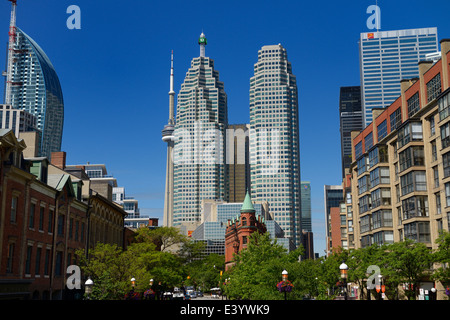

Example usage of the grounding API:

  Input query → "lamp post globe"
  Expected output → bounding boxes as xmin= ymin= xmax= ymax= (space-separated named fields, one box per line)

xmin=377 ymin=274 xmax=383 ymax=300
xmin=339 ymin=262 xmax=348 ymax=300
xmin=280 ymin=270 xmax=289 ymax=300
xmin=339 ymin=262 xmax=348 ymax=279
xmin=84 ymin=277 xmax=94 ymax=299
xmin=282 ymin=270 xmax=288 ymax=281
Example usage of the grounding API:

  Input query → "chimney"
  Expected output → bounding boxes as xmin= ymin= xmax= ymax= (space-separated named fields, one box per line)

xmin=440 ymin=39 xmax=450 ymax=90
xmin=418 ymin=60 xmax=434 ymax=107
xmin=400 ymin=78 xmax=418 ymax=121
xmin=51 ymin=151 xmax=66 ymax=169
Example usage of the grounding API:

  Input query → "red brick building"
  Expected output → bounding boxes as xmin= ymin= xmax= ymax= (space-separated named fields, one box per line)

xmin=225 ymin=192 xmax=266 ymax=270
xmin=0 ymin=131 xmax=130 ymax=300
xmin=0 ymin=130 xmax=89 ymax=299
xmin=329 ymin=207 xmax=343 ymax=253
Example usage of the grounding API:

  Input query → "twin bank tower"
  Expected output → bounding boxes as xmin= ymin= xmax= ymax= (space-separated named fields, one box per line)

xmin=162 ymin=34 xmax=302 ymax=248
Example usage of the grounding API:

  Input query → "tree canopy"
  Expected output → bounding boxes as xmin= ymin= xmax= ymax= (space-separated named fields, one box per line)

xmin=77 ymin=228 xmax=450 ymax=300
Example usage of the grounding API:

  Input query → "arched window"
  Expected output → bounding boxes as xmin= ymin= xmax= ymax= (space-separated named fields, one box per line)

xmin=241 ymin=217 xmax=247 ymax=226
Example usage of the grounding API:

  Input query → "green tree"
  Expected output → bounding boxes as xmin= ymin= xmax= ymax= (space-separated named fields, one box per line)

xmin=76 ymin=243 xmax=147 ymax=299
xmin=77 ymin=227 xmax=230 ymax=299
xmin=385 ymin=239 xmax=433 ymax=300
xmin=130 ymin=240 xmax=185 ymax=289
xmin=288 ymin=257 xmax=321 ymax=299
xmin=321 ymin=251 xmax=347 ymax=299
xmin=347 ymin=244 xmax=388 ymax=300
xmin=224 ymin=232 xmax=302 ymax=300
xmin=77 ymin=227 xmax=194 ymax=299
xmin=133 ymin=226 xmax=187 ymax=252
xmin=185 ymin=254 xmax=224 ymax=291
xmin=432 ymin=231 xmax=450 ymax=291
xmin=177 ymin=238 xmax=206 ymax=263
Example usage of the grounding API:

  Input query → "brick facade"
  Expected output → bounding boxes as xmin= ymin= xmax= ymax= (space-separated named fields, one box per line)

xmin=0 ymin=134 xmax=127 ymax=300
xmin=225 ymin=192 xmax=267 ymax=270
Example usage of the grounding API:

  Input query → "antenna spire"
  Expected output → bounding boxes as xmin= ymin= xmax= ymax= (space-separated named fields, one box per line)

xmin=168 ymin=50 xmax=175 ymax=124
xmin=169 ymin=50 xmax=174 ymax=95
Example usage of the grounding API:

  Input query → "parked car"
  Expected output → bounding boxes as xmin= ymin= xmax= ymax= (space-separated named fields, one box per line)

xmin=163 ymin=292 xmax=173 ymax=300
xmin=197 ymin=291 xmax=203 ymax=297
xmin=173 ymin=287 xmax=184 ymax=300
xmin=186 ymin=286 xmax=196 ymax=298
xmin=210 ymin=287 xmax=221 ymax=298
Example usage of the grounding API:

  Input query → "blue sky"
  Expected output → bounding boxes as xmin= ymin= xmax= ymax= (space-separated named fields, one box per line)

xmin=1 ymin=0 xmax=450 ymax=256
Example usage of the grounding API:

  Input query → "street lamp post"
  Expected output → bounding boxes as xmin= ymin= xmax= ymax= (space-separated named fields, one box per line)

xmin=282 ymin=270 xmax=288 ymax=300
xmin=84 ymin=277 xmax=93 ymax=300
xmin=124 ymin=277 xmax=141 ymax=300
xmin=145 ymin=278 xmax=155 ymax=300
xmin=430 ymin=287 xmax=436 ymax=300
xmin=339 ymin=262 xmax=348 ymax=300
xmin=314 ymin=277 xmax=318 ymax=299
xmin=277 ymin=269 xmax=293 ymax=300
xmin=376 ymin=274 xmax=383 ymax=300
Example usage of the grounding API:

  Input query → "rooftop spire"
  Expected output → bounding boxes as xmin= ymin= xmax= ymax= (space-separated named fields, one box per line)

xmin=198 ymin=32 xmax=207 ymax=57
xmin=241 ymin=190 xmax=255 ymax=213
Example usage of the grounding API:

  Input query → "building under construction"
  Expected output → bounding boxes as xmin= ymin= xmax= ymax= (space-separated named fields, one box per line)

xmin=2 ymin=0 xmax=64 ymax=159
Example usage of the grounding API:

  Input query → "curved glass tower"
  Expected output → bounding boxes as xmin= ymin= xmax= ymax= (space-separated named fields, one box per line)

xmin=6 ymin=27 xmax=64 ymax=159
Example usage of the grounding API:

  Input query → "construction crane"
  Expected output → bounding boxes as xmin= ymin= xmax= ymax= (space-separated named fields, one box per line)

xmin=4 ymin=0 xmax=23 ymax=105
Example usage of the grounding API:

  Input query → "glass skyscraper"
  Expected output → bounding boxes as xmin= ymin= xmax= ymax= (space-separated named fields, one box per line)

xmin=324 ymin=185 xmax=344 ymax=254
xmin=301 ymin=181 xmax=311 ymax=233
xmin=5 ymin=28 xmax=64 ymax=159
xmin=339 ymin=86 xmax=363 ymax=178
xmin=249 ymin=44 xmax=301 ymax=248
xmin=172 ymin=33 xmax=228 ymax=227
xmin=359 ymin=27 xmax=438 ymax=125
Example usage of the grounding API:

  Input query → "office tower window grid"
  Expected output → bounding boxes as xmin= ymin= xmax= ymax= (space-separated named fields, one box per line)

xmin=173 ymin=55 xmax=228 ymax=226
xmin=359 ymin=28 xmax=438 ymax=125
xmin=339 ymin=86 xmax=363 ymax=177
xmin=249 ymin=44 xmax=301 ymax=247
xmin=301 ymin=182 xmax=312 ymax=232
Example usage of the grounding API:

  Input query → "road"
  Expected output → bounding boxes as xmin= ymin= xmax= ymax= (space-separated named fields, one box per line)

xmin=191 ymin=294 xmax=225 ymax=301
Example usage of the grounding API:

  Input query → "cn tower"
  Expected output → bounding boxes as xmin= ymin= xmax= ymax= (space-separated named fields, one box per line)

xmin=162 ymin=51 xmax=175 ymax=227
